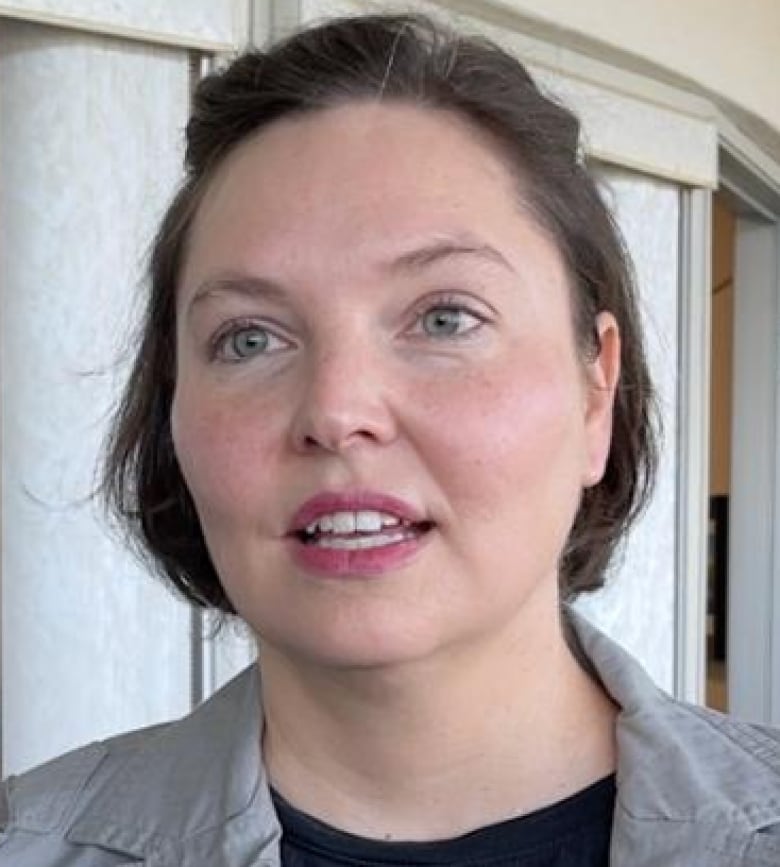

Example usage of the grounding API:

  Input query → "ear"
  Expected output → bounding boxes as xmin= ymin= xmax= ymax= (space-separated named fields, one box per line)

xmin=582 ymin=311 xmax=621 ymax=488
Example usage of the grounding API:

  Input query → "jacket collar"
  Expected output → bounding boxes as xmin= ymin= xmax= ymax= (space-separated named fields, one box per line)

xmin=568 ymin=608 xmax=780 ymax=864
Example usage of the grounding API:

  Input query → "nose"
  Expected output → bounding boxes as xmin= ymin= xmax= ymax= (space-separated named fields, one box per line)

xmin=289 ymin=338 xmax=398 ymax=455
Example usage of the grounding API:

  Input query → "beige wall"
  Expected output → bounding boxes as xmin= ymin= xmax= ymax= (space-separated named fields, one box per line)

xmin=486 ymin=0 xmax=780 ymax=144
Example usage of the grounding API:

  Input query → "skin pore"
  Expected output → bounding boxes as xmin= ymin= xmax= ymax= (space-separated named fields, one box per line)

xmin=172 ymin=102 xmax=621 ymax=841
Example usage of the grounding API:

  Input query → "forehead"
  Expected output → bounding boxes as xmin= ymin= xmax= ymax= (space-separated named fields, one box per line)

xmin=180 ymin=101 xmax=561 ymax=291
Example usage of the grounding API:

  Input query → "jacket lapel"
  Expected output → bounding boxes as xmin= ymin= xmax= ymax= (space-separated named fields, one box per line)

xmin=569 ymin=608 xmax=780 ymax=866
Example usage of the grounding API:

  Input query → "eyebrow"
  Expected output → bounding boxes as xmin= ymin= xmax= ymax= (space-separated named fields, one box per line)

xmin=187 ymin=237 xmax=515 ymax=314
xmin=383 ymin=238 xmax=515 ymax=274
xmin=187 ymin=275 xmax=288 ymax=315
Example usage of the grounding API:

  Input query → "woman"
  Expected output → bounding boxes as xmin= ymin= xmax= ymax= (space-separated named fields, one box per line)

xmin=1 ymin=13 xmax=778 ymax=867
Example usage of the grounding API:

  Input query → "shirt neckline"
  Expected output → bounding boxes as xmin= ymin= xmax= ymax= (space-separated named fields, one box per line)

xmin=272 ymin=773 xmax=616 ymax=865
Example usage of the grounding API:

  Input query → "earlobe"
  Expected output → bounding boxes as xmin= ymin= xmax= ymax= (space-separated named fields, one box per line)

xmin=583 ymin=311 xmax=621 ymax=488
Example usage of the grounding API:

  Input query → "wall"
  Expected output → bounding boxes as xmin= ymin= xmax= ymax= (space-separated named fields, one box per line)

xmin=459 ymin=0 xmax=780 ymax=156
xmin=574 ymin=169 xmax=679 ymax=692
xmin=0 ymin=18 xmax=195 ymax=774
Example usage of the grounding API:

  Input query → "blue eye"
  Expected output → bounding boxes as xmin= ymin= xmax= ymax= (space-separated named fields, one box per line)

xmin=420 ymin=306 xmax=482 ymax=337
xmin=214 ymin=324 xmax=287 ymax=362
xmin=232 ymin=327 xmax=269 ymax=356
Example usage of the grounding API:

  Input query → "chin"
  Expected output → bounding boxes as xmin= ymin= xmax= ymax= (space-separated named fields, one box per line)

xmin=256 ymin=609 xmax=452 ymax=673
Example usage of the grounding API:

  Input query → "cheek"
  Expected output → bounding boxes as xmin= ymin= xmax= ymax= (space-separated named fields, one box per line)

xmin=415 ymin=355 xmax=585 ymax=518
xmin=170 ymin=385 xmax=280 ymax=527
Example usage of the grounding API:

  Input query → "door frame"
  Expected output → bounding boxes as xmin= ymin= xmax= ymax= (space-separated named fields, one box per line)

xmin=719 ymin=141 xmax=780 ymax=724
xmin=675 ymin=186 xmax=712 ymax=704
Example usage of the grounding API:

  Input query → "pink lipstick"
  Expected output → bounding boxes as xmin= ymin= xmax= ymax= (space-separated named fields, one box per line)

xmin=286 ymin=491 xmax=433 ymax=578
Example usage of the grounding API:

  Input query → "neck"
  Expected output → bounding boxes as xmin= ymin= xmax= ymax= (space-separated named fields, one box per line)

xmin=260 ymin=599 xmax=616 ymax=842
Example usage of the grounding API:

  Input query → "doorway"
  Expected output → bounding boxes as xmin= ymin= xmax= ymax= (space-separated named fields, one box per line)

xmin=706 ymin=193 xmax=735 ymax=712
xmin=715 ymin=148 xmax=780 ymax=724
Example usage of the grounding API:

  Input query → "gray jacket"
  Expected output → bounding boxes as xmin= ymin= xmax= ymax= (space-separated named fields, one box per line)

xmin=1 ymin=612 xmax=779 ymax=866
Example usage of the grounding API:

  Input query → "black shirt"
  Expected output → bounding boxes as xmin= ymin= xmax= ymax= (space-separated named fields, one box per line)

xmin=272 ymin=775 xmax=615 ymax=866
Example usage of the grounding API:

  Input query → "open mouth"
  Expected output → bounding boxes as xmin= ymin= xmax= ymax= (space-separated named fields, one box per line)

xmin=293 ymin=511 xmax=435 ymax=550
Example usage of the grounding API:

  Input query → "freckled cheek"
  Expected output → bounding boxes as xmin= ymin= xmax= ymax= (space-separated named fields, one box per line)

xmin=171 ymin=389 xmax=282 ymax=523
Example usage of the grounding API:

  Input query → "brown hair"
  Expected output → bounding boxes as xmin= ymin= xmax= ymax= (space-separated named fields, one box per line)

xmin=103 ymin=13 xmax=658 ymax=611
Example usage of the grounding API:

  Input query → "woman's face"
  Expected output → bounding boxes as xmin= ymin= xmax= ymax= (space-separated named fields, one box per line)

xmin=172 ymin=102 xmax=618 ymax=669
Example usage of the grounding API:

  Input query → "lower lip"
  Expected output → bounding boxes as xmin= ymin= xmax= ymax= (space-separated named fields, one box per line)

xmin=287 ymin=532 xmax=430 ymax=578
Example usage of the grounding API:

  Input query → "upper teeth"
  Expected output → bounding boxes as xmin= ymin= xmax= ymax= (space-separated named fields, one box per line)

xmin=305 ymin=510 xmax=403 ymax=535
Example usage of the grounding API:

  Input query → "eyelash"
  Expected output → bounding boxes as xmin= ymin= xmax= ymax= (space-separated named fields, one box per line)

xmin=207 ymin=295 xmax=489 ymax=363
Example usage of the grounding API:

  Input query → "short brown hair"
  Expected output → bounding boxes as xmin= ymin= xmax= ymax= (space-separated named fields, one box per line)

xmin=103 ymin=13 xmax=658 ymax=611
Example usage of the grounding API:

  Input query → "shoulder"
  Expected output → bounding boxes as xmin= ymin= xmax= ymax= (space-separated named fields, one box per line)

xmin=614 ymin=696 xmax=780 ymax=864
xmin=639 ymin=692 xmax=780 ymax=788
xmin=0 ymin=722 xmax=171 ymax=865
xmin=2 ymin=722 xmax=168 ymax=827
xmin=0 ymin=664 xmax=270 ymax=866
